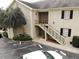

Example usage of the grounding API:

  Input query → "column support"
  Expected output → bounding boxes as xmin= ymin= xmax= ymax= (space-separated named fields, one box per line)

xmin=45 ymin=31 xmax=47 ymax=41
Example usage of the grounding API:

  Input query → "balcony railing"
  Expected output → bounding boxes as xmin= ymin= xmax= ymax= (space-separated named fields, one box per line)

xmin=35 ymin=20 xmax=48 ymax=24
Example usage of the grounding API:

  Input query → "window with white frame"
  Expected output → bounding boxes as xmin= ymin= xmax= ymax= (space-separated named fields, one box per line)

xmin=61 ymin=10 xmax=73 ymax=19
xmin=60 ymin=28 xmax=71 ymax=37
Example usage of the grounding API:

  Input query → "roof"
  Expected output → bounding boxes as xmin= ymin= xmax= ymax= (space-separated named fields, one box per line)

xmin=19 ymin=0 xmax=79 ymax=9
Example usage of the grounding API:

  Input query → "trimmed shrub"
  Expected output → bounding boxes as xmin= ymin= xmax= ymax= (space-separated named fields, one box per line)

xmin=13 ymin=34 xmax=32 ymax=41
xmin=3 ymin=32 xmax=8 ymax=38
xmin=0 ymin=34 xmax=2 ymax=38
xmin=71 ymin=36 xmax=79 ymax=48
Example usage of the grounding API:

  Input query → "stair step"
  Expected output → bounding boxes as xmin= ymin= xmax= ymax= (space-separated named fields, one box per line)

xmin=36 ymin=24 xmax=66 ymax=45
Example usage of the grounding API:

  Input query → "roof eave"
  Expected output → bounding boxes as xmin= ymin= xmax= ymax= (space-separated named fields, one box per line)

xmin=50 ymin=7 xmax=79 ymax=10
xmin=17 ymin=0 xmax=33 ymax=10
xmin=33 ymin=7 xmax=79 ymax=12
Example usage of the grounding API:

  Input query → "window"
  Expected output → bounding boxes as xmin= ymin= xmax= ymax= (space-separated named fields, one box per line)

xmin=60 ymin=28 xmax=71 ymax=37
xmin=70 ymin=10 xmax=73 ymax=19
xmin=61 ymin=10 xmax=73 ymax=19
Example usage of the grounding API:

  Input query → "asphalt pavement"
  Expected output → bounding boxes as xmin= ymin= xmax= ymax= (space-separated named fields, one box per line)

xmin=0 ymin=38 xmax=79 ymax=59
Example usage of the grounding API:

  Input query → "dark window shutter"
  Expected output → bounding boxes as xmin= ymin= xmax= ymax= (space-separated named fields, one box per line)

xmin=70 ymin=10 xmax=73 ymax=19
xmin=68 ymin=29 xmax=71 ymax=37
xmin=61 ymin=10 xmax=64 ymax=19
xmin=60 ymin=28 xmax=63 ymax=35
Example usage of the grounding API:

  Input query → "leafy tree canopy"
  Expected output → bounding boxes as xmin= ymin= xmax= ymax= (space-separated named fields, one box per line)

xmin=0 ymin=8 xmax=5 ymax=27
xmin=3 ymin=8 xmax=26 ymax=28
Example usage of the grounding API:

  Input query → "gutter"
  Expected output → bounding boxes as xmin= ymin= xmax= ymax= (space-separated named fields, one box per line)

xmin=16 ymin=0 xmax=33 ymax=10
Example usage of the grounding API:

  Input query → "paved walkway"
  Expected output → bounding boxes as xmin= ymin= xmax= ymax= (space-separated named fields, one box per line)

xmin=33 ymin=38 xmax=79 ymax=54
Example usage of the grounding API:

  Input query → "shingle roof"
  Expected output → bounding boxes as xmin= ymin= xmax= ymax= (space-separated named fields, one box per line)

xmin=20 ymin=0 xmax=79 ymax=9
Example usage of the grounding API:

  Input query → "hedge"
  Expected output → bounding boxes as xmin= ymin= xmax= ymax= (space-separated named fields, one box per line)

xmin=71 ymin=36 xmax=79 ymax=48
xmin=13 ymin=34 xmax=32 ymax=41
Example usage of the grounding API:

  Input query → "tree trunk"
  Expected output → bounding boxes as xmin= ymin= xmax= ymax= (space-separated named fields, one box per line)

xmin=7 ymin=28 xmax=14 ymax=39
xmin=19 ymin=41 xmax=22 ymax=45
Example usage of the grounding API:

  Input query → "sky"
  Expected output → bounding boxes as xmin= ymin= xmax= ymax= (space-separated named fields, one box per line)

xmin=0 ymin=0 xmax=13 ymax=9
xmin=0 ymin=0 xmax=43 ymax=9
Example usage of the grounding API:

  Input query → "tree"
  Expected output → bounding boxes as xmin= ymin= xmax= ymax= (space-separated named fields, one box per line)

xmin=3 ymin=8 xmax=26 ymax=28
xmin=0 ymin=9 xmax=5 ymax=28
xmin=2 ymin=8 xmax=26 ymax=39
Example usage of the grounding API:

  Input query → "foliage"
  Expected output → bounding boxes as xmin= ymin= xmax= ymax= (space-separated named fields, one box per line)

xmin=3 ymin=32 xmax=8 ymax=38
xmin=0 ymin=9 xmax=6 ymax=27
xmin=13 ymin=34 xmax=32 ymax=41
xmin=71 ymin=36 xmax=79 ymax=48
xmin=3 ymin=8 xmax=26 ymax=28
xmin=0 ymin=34 xmax=2 ymax=38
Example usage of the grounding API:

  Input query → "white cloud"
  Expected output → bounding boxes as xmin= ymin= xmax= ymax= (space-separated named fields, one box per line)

xmin=0 ymin=0 xmax=13 ymax=9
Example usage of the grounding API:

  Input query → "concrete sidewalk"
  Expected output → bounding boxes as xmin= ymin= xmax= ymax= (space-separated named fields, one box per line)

xmin=33 ymin=38 xmax=79 ymax=54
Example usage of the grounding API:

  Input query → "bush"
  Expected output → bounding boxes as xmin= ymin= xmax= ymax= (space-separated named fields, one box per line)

xmin=3 ymin=32 xmax=8 ymax=38
xmin=0 ymin=34 xmax=2 ymax=38
xmin=13 ymin=34 xmax=32 ymax=41
xmin=71 ymin=36 xmax=79 ymax=48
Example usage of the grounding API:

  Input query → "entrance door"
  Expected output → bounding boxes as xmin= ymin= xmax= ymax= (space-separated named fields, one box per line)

xmin=39 ymin=12 xmax=48 ymax=24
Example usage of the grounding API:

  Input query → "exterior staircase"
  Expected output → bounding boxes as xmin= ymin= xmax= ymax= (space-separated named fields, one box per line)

xmin=35 ymin=24 xmax=66 ymax=45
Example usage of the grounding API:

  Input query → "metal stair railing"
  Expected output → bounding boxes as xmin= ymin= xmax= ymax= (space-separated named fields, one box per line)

xmin=36 ymin=24 xmax=66 ymax=45
xmin=45 ymin=24 xmax=66 ymax=38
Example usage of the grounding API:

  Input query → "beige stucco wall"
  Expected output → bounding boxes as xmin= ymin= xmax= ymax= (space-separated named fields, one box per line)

xmin=49 ymin=9 xmax=79 ymax=41
xmin=31 ymin=10 xmax=39 ymax=38
xmin=13 ymin=26 xmax=26 ymax=35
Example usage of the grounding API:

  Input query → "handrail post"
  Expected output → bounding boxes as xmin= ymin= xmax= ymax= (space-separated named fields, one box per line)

xmin=45 ymin=31 xmax=47 ymax=41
